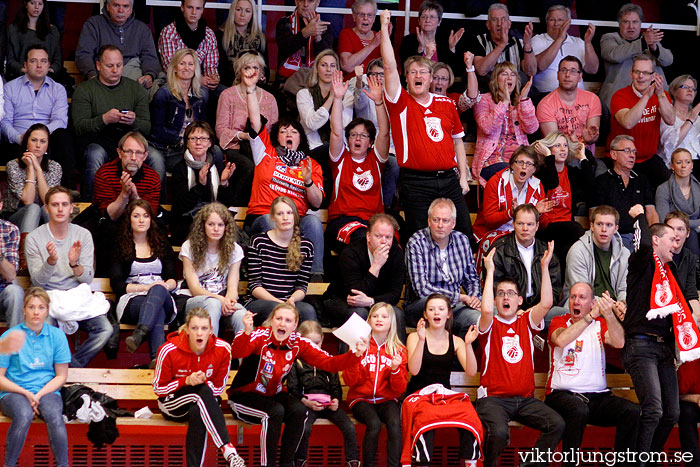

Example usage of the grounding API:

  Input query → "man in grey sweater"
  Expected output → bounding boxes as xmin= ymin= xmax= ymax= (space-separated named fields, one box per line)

xmin=24 ymin=187 xmax=112 ymax=367
xmin=75 ymin=0 xmax=160 ymax=87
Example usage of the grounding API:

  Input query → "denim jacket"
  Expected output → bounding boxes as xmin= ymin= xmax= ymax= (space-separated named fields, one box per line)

xmin=150 ymin=85 xmax=209 ymax=148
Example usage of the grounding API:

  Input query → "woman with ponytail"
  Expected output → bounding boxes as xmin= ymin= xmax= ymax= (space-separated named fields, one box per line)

xmin=244 ymin=196 xmax=317 ymax=326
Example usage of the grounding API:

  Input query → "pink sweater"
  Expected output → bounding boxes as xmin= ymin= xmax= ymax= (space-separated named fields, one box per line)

xmin=215 ymin=86 xmax=279 ymax=150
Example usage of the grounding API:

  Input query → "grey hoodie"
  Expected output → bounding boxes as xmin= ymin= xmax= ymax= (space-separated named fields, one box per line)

xmin=75 ymin=8 xmax=161 ymax=79
xmin=563 ymin=229 xmax=630 ymax=303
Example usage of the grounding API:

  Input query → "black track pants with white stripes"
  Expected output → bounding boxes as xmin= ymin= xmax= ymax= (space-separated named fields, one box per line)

xmin=229 ymin=391 xmax=309 ymax=467
xmin=159 ymin=384 xmax=231 ymax=467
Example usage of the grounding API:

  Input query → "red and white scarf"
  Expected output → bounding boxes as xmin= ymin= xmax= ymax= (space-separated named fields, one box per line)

xmin=648 ymin=253 xmax=700 ymax=362
xmin=279 ymin=10 xmax=314 ymax=79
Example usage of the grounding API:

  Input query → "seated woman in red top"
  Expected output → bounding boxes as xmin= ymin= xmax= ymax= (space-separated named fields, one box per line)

xmin=325 ymin=70 xmax=389 ymax=253
xmin=241 ymin=68 xmax=326 ymax=277
xmin=228 ymin=305 xmax=366 ymax=467
xmin=338 ymin=0 xmax=381 ymax=79
xmin=153 ymin=307 xmax=245 ymax=467
xmin=533 ymin=131 xmax=594 ymax=273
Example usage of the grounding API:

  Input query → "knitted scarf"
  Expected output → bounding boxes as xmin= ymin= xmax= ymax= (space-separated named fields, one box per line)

xmin=275 ymin=146 xmax=306 ymax=167
xmin=648 ymin=253 xmax=700 ymax=362
xmin=175 ymin=15 xmax=207 ymax=51
xmin=309 ymin=84 xmax=332 ymax=144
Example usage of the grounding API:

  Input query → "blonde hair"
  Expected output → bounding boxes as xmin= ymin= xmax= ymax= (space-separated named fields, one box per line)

xmin=368 ymin=303 xmax=405 ymax=357
xmin=233 ymin=52 xmax=266 ymax=86
xmin=536 ymin=131 xmax=582 ymax=165
xmin=270 ymin=196 xmax=305 ymax=272
xmin=298 ymin=320 xmax=323 ymax=339
xmin=221 ymin=0 xmax=266 ymax=54
xmin=489 ymin=61 xmax=521 ymax=105
xmin=431 ymin=61 xmax=454 ymax=88
xmin=403 ymin=55 xmax=433 ymax=78
xmin=186 ymin=202 xmax=240 ymax=275
xmin=308 ymin=49 xmax=339 ymax=87
xmin=178 ymin=307 xmax=212 ymax=333
xmin=262 ymin=303 xmax=300 ymax=328
xmin=166 ymin=48 xmax=203 ymax=100
xmin=23 ymin=286 xmax=50 ymax=308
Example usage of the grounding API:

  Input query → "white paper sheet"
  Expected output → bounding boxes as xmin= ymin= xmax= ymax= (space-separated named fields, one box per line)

xmin=332 ymin=313 xmax=371 ymax=352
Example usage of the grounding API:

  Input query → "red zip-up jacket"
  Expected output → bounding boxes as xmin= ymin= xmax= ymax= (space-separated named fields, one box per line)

xmin=153 ymin=330 xmax=232 ymax=398
xmin=228 ymin=327 xmax=360 ymax=397
xmin=343 ymin=336 xmax=408 ymax=407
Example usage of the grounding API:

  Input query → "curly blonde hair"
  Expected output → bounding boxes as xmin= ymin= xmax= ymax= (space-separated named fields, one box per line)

xmin=270 ymin=196 xmax=304 ymax=272
xmin=186 ymin=202 xmax=239 ymax=275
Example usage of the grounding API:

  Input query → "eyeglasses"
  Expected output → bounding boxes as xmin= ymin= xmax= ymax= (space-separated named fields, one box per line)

xmin=354 ymin=12 xmax=374 ymax=19
xmin=367 ymin=72 xmax=384 ymax=78
xmin=419 ymin=14 xmax=439 ymax=21
xmin=496 ymin=290 xmax=519 ymax=297
xmin=121 ymin=149 xmax=145 ymax=157
xmin=513 ymin=160 xmax=536 ymax=168
xmin=558 ymin=67 xmax=581 ymax=75
xmin=680 ymin=84 xmax=697 ymax=92
xmin=612 ymin=147 xmax=637 ymax=155
xmin=188 ymin=136 xmax=210 ymax=142
xmin=631 ymin=70 xmax=654 ymax=77
xmin=433 ymin=76 xmax=450 ymax=83
xmin=407 ymin=70 xmax=431 ymax=77
xmin=349 ymin=132 xmax=370 ymax=140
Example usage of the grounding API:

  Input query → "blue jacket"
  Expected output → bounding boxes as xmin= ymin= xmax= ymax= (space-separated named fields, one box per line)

xmin=150 ymin=85 xmax=209 ymax=148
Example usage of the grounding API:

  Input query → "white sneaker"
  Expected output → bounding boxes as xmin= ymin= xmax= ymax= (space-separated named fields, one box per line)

xmin=227 ymin=452 xmax=246 ymax=467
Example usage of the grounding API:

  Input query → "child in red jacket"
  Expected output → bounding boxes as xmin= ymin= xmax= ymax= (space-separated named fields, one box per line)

xmin=228 ymin=304 xmax=366 ymax=467
xmin=343 ymin=303 xmax=408 ymax=467
xmin=153 ymin=308 xmax=245 ymax=467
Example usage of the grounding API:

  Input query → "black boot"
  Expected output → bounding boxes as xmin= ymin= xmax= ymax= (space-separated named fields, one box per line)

xmin=125 ymin=325 xmax=149 ymax=353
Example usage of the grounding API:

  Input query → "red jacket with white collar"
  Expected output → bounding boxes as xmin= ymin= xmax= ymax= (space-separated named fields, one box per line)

xmin=153 ymin=331 xmax=232 ymax=398
xmin=343 ymin=336 xmax=408 ymax=407
xmin=228 ymin=326 xmax=360 ymax=397
xmin=472 ymin=168 xmax=547 ymax=242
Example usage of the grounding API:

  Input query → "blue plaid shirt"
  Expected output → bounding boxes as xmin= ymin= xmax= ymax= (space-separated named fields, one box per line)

xmin=406 ymin=228 xmax=481 ymax=306
xmin=0 ymin=220 xmax=19 ymax=292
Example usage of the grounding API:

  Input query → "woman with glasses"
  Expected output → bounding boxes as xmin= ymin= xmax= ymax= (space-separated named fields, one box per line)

xmin=398 ymin=0 xmax=464 ymax=75
xmin=217 ymin=0 xmax=268 ymax=87
xmin=431 ymin=55 xmax=479 ymax=114
xmin=472 ymin=145 xmax=552 ymax=246
xmin=656 ymin=148 xmax=700 ymax=254
xmin=473 ymin=61 xmax=537 ymax=186
xmin=338 ymin=0 xmax=380 ymax=79
xmin=151 ymin=48 xmax=213 ymax=172
xmin=171 ymin=122 xmax=236 ymax=244
xmin=324 ymin=70 xmax=389 ymax=253
xmin=660 ymin=75 xmax=700 ymax=176
xmin=216 ymin=51 xmax=277 ymax=205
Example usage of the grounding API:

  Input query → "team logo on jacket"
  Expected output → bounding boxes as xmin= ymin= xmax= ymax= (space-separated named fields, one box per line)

xmin=285 ymin=351 xmax=293 ymax=361
xmin=206 ymin=365 xmax=213 ymax=378
xmin=677 ymin=322 xmax=699 ymax=350
xmin=501 ymin=335 xmax=523 ymax=363
xmin=654 ymin=280 xmax=672 ymax=307
xmin=352 ymin=170 xmax=374 ymax=191
xmin=424 ymin=116 xmax=444 ymax=142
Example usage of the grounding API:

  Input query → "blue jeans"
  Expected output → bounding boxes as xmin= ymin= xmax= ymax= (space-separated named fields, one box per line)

xmin=1 ymin=392 xmax=68 ymax=467
xmin=250 ymin=214 xmax=324 ymax=274
xmin=65 ymin=314 xmax=113 ymax=368
xmin=621 ymin=337 xmax=679 ymax=461
xmin=121 ymin=285 xmax=174 ymax=358
xmin=82 ymin=143 xmax=165 ymax=201
xmin=0 ymin=285 xmax=25 ymax=329
xmin=404 ymin=297 xmax=480 ymax=338
xmin=246 ymin=299 xmax=317 ymax=325
xmin=185 ymin=295 xmax=246 ymax=337
xmin=9 ymin=204 xmax=49 ymax=234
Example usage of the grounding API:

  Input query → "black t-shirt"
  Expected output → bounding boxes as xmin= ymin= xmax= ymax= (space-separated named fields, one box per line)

xmin=592 ymin=170 xmax=654 ymax=234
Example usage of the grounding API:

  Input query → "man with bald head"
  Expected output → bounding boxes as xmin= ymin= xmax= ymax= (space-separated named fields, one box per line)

xmin=545 ymin=282 xmax=638 ymax=465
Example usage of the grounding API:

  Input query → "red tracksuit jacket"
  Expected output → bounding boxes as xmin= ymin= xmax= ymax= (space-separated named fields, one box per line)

xmin=400 ymin=383 xmax=484 ymax=467
xmin=343 ymin=336 xmax=408 ymax=407
xmin=153 ymin=331 xmax=232 ymax=397
xmin=228 ymin=327 xmax=360 ymax=397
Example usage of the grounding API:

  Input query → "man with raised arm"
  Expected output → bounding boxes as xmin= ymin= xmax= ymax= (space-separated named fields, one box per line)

xmin=379 ymin=9 xmax=472 ymax=242
xmin=476 ymin=244 xmax=565 ymax=467
xmin=545 ymin=282 xmax=639 ymax=465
